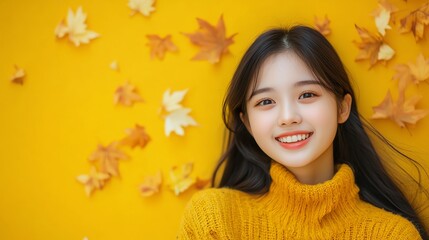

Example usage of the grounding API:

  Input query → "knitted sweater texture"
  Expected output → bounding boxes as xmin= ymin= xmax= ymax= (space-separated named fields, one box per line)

xmin=177 ymin=161 xmax=421 ymax=239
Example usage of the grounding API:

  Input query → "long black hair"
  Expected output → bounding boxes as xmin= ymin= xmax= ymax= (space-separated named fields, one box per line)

xmin=212 ymin=25 xmax=429 ymax=238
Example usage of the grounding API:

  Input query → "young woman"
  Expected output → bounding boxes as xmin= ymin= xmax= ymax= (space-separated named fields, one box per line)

xmin=177 ymin=25 xmax=428 ymax=239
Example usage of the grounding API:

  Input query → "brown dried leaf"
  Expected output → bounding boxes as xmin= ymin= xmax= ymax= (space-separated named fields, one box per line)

xmin=139 ymin=171 xmax=162 ymax=197
xmin=372 ymin=90 xmax=428 ymax=128
xmin=10 ymin=65 xmax=25 ymax=85
xmin=146 ymin=34 xmax=178 ymax=60
xmin=114 ymin=81 xmax=143 ymax=106
xmin=354 ymin=25 xmax=395 ymax=67
xmin=314 ymin=15 xmax=331 ymax=36
xmin=399 ymin=2 xmax=429 ymax=41
xmin=120 ymin=124 xmax=151 ymax=149
xmin=76 ymin=166 xmax=110 ymax=197
xmin=88 ymin=142 xmax=128 ymax=176
xmin=408 ymin=54 xmax=429 ymax=83
xmin=372 ymin=0 xmax=398 ymax=35
xmin=184 ymin=15 xmax=237 ymax=64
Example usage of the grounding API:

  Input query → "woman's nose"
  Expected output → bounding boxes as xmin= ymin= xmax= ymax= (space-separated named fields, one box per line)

xmin=278 ymin=104 xmax=302 ymax=126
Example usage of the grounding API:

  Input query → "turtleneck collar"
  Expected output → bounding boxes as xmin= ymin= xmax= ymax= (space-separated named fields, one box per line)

xmin=256 ymin=160 xmax=361 ymax=225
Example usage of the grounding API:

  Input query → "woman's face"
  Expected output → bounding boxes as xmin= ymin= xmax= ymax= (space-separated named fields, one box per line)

xmin=242 ymin=51 xmax=350 ymax=182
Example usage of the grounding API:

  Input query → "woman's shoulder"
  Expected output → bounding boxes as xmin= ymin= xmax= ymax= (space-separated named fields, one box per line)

xmin=185 ymin=187 xmax=248 ymax=211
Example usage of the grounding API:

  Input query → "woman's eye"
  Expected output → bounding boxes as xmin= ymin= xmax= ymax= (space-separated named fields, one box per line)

xmin=257 ymin=99 xmax=274 ymax=106
xmin=299 ymin=92 xmax=315 ymax=99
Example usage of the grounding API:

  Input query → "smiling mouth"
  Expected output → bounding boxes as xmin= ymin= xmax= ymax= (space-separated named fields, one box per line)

xmin=275 ymin=133 xmax=313 ymax=143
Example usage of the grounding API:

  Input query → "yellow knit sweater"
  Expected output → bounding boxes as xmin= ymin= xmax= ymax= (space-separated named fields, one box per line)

xmin=177 ymin=161 xmax=422 ymax=239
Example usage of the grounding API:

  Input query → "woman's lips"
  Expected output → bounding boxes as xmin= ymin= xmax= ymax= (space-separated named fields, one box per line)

xmin=275 ymin=132 xmax=313 ymax=150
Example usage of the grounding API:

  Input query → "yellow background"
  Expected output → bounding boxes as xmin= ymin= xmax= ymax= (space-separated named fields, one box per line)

xmin=1 ymin=0 xmax=428 ymax=239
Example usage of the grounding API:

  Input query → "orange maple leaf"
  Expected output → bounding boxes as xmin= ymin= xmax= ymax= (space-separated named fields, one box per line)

xmin=146 ymin=34 xmax=178 ymax=60
xmin=88 ymin=142 xmax=128 ymax=176
xmin=184 ymin=15 xmax=237 ymax=64
xmin=354 ymin=25 xmax=395 ymax=67
xmin=393 ymin=54 xmax=429 ymax=92
xmin=120 ymin=124 xmax=151 ymax=149
xmin=314 ymin=15 xmax=331 ymax=36
xmin=139 ymin=170 xmax=162 ymax=197
xmin=399 ymin=2 xmax=429 ymax=41
xmin=10 ymin=65 xmax=25 ymax=85
xmin=114 ymin=81 xmax=143 ymax=106
xmin=372 ymin=90 xmax=428 ymax=128
xmin=76 ymin=166 xmax=110 ymax=197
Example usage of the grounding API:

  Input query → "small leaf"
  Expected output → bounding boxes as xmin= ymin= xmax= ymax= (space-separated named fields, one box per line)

xmin=184 ymin=15 xmax=237 ymax=64
xmin=408 ymin=54 xmax=429 ymax=84
xmin=399 ymin=2 xmax=429 ymax=41
xmin=139 ymin=170 xmax=162 ymax=197
xmin=372 ymin=0 xmax=397 ymax=36
xmin=165 ymin=108 xmax=197 ymax=137
xmin=128 ymin=0 xmax=155 ymax=17
xmin=372 ymin=90 xmax=428 ymax=128
xmin=88 ymin=142 xmax=128 ymax=177
xmin=169 ymin=163 xmax=195 ymax=196
xmin=354 ymin=25 xmax=394 ymax=67
xmin=110 ymin=61 xmax=119 ymax=71
xmin=314 ymin=15 xmax=331 ymax=36
xmin=120 ymin=124 xmax=151 ymax=149
xmin=10 ymin=65 xmax=25 ymax=85
xmin=55 ymin=7 xmax=99 ymax=47
xmin=114 ymin=81 xmax=143 ymax=106
xmin=162 ymin=89 xmax=188 ymax=112
xmin=76 ymin=166 xmax=110 ymax=197
xmin=146 ymin=34 xmax=178 ymax=60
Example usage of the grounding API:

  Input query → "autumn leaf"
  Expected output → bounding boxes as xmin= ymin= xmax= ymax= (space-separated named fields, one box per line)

xmin=399 ymin=2 xmax=429 ymax=41
xmin=195 ymin=177 xmax=211 ymax=190
xmin=314 ymin=15 xmax=331 ymax=36
xmin=110 ymin=60 xmax=119 ymax=71
xmin=128 ymin=0 xmax=155 ymax=17
xmin=139 ymin=170 xmax=162 ymax=197
xmin=120 ymin=124 xmax=151 ymax=149
xmin=76 ymin=166 xmax=110 ymax=197
xmin=165 ymin=108 xmax=197 ymax=137
xmin=88 ymin=142 xmax=128 ymax=176
xmin=408 ymin=54 xmax=429 ymax=83
xmin=393 ymin=54 xmax=429 ymax=92
xmin=372 ymin=0 xmax=397 ymax=36
xmin=146 ymin=34 xmax=178 ymax=60
xmin=162 ymin=89 xmax=188 ymax=112
xmin=55 ymin=7 xmax=99 ymax=47
xmin=372 ymin=90 xmax=428 ymax=128
xmin=354 ymin=25 xmax=395 ymax=67
xmin=169 ymin=163 xmax=195 ymax=196
xmin=184 ymin=15 xmax=237 ymax=64
xmin=10 ymin=65 xmax=25 ymax=85
xmin=114 ymin=81 xmax=143 ymax=106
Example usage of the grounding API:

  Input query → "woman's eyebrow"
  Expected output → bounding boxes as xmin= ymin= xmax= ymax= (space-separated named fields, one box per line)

xmin=249 ymin=80 xmax=320 ymax=100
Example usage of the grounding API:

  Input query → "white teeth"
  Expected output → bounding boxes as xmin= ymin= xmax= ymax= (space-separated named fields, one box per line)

xmin=277 ymin=134 xmax=310 ymax=143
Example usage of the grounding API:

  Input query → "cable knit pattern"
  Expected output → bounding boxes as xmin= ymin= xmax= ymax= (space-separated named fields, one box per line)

xmin=177 ymin=161 xmax=422 ymax=239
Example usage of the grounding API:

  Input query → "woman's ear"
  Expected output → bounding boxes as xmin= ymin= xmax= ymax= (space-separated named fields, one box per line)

xmin=240 ymin=112 xmax=253 ymax=135
xmin=338 ymin=94 xmax=352 ymax=124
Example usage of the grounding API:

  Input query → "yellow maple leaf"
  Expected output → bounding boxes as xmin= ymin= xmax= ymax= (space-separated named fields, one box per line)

xmin=55 ymin=7 xmax=99 ymax=47
xmin=169 ymin=162 xmax=195 ymax=196
xmin=139 ymin=170 xmax=162 ymax=197
xmin=408 ymin=54 xmax=429 ymax=83
xmin=10 ymin=65 xmax=25 ymax=85
xmin=372 ymin=0 xmax=397 ymax=36
xmin=184 ymin=15 xmax=237 ymax=64
xmin=372 ymin=90 xmax=428 ymax=128
xmin=88 ymin=142 xmax=128 ymax=177
xmin=76 ymin=166 xmax=110 ymax=197
xmin=354 ymin=25 xmax=395 ymax=67
xmin=314 ymin=15 xmax=331 ymax=36
xmin=120 ymin=124 xmax=151 ymax=149
xmin=146 ymin=34 xmax=178 ymax=60
xmin=399 ymin=2 xmax=429 ymax=41
xmin=128 ymin=0 xmax=155 ymax=17
xmin=114 ymin=81 xmax=143 ymax=106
